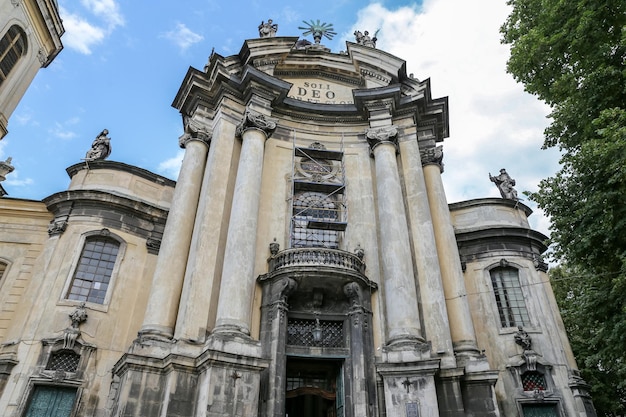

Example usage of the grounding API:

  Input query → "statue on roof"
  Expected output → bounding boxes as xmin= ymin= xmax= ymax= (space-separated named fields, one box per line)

xmin=0 ymin=157 xmax=14 ymax=182
xmin=258 ymin=19 xmax=278 ymax=38
xmin=85 ymin=129 xmax=112 ymax=161
xmin=354 ymin=29 xmax=378 ymax=48
xmin=298 ymin=19 xmax=336 ymax=45
xmin=490 ymin=168 xmax=519 ymax=200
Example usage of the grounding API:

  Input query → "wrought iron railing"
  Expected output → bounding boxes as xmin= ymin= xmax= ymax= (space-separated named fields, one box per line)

xmin=268 ymin=247 xmax=365 ymax=274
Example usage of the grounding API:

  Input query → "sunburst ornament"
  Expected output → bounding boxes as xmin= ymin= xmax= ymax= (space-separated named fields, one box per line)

xmin=298 ymin=20 xmax=337 ymax=44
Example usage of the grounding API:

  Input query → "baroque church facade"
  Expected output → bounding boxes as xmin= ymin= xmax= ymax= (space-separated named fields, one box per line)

xmin=0 ymin=21 xmax=596 ymax=417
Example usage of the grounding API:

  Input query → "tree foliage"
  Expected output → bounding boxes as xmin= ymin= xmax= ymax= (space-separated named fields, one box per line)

xmin=502 ymin=0 xmax=626 ymax=415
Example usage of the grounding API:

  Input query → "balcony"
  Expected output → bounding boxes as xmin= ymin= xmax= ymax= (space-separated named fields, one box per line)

xmin=268 ymin=247 xmax=365 ymax=275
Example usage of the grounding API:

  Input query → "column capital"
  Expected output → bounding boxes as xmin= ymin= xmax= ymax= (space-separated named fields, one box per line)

xmin=366 ymin=125 xmax=398 ymax=153
xmin=420 ymin=145 xmax=444 ymax=172
xmin=236 ymin=110 xmax=277 ymax=139
xmin=179 ymin=121 xmax=212 ymax=149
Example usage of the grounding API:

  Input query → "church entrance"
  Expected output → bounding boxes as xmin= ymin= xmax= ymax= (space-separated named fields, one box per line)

xmin=285 ymin=358 xmax=344 ymax=417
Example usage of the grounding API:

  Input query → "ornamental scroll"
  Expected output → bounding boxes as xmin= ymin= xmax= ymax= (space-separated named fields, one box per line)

xmin=236 ymin=110 xmax=277 ymax=139
xmin=366 ymin=126 xmax=399 ymax=152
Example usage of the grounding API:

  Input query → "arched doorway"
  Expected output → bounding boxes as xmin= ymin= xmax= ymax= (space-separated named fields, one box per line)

xmin=285 ymin=358 xmax=343 ymax=417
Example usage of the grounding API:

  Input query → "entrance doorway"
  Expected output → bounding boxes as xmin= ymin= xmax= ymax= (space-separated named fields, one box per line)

xmin=24 ymin=385 xmax=77 ymax=417
xmin=285 ymin=358 xmax=343 ymax=417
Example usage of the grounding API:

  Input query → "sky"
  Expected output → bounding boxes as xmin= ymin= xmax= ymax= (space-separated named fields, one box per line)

xmin=1 ymin=0 xmax=559 ymax=236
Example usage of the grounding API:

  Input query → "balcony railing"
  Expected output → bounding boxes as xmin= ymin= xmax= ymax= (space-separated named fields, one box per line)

xmin=268 ymin=247 xmax=365 ymax=275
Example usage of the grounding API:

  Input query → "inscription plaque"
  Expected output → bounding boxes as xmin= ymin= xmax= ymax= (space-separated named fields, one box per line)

xmin=285 ymin=79 xmax=354 ymax=105
xmin=406 ymin=402 xmax=419 ymax=417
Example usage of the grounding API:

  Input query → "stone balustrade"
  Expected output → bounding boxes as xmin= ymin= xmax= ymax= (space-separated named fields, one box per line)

xmin=268 ymin=247 xmax=365 ymax=275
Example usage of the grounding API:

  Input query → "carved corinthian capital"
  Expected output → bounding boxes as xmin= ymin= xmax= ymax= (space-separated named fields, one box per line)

xmin=420 ymin=145 xmax=444 ymax=172
xmin=366 ymin=125 xmax=398 ymax=153
xmin=179 ymin=119 xmax=212 ymax=148
xmin=236 ymin=110 xmax=277 ymax=139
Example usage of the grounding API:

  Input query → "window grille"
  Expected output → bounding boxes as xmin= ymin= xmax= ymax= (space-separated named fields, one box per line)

xmin=0 ymin=25 xmax=27 ymax=86
xmin=292 ymin=192 xmax=340 ymax=249
xmin=67 ymin=236 xmax=120 ymax=304
xmin=287 ymin=318 xmax=344 ymax=347
xmin=46 ymin=350 xmax=80 ymax=373
xmin=286 ymin=374 xmax=333 ymax=391
xmin=522 ymin=371 xmax=547 ymax=392
xmin=490 ymin=267 xmax=530 ymax=327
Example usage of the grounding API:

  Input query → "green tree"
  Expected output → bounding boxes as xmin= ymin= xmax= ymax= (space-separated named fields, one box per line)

xmin=501 ymin=0 xmax=626 ymax=415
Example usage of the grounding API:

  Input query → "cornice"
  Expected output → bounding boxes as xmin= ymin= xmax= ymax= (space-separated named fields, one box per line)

xmin=172 ymin=39 xmax=449 ymax=139
xmin=66 ymin=160 xmax=176 ymax=187
xmin=455 ymin=226 xmax=549 ymax=262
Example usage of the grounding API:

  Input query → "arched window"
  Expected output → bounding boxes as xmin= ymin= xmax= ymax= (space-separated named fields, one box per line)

xmin=67 ymin=235 xmax=120 ymax=304
xmin=490 ymin=266 xmax=530 ymax=327
xmin=0 ymin=25 xmax=28 ymax=87
xmin=291 ymin=191 xmax=339 ymax=249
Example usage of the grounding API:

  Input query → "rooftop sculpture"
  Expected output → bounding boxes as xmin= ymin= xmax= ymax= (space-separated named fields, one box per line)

xmin=0 ymin=157 xmax=14 ymax=182
xmin=298 ymin=20 xmax=337 ymax=45
xmin=85 ymin=129 xmax=112 ymax=161
xmin=258 ymin=19 xmax=278 ymax=38
xmin=489 ymin=168 xmax=519 ymax=200
xmin=354 ymin=29 xmax=378 ymax=48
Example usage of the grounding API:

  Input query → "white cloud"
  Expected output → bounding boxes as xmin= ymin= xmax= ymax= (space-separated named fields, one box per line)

xmin=59 ymin=0 xmax=124 ymax=54
xmin=162 ymin=23 xmax=204 ymax=51
xmin=80 ymin=0 xmax=125 ymax=29
xmin=353 ymin=0 xmax=557 ymax=236
xmin=5 ymin=173 xmax=34 ymax=187
xmin=60 ymin=7 xmax=106 ymax=54
xmin=49 ymin=117 xmax=80 ymax=140
xmin=158 ymin=150 xmax=184 ymax=179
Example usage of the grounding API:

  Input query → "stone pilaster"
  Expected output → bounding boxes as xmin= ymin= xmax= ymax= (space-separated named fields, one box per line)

xmin=421 ymin=145 xmax=480 ymax=357
xmin=139 ymin=127 xmax=210 ymax=339
xmin=213 ymin=110 xmax=277 ymax=336
xmin=367 ymin=125 xmax=424 ymax=349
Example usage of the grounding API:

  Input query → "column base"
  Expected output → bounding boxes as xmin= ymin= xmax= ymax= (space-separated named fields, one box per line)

xmin=212 ymin=319 xmax=250 ymax=338
xmin=137 ymin=324 xmax=174 ymax=341
xmin=205 ymin=329 xmax=262 ymax=359
xmin=382 ymin=337 xmax=432 ymax=363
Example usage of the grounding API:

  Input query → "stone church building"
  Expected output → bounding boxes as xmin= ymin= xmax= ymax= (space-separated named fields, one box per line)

xmin=0 ymin=21 xmax=596 ymax=417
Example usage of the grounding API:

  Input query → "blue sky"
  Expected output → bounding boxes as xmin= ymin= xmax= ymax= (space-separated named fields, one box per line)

xmin=1 ymin=0 xmax=559 ymax=235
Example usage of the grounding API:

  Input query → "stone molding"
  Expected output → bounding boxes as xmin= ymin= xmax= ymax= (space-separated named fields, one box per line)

xmin=236 ymin=110 xmax=277 ymax=139
xmin=420 ymin=145 xmax=444 ymax=172
xmin=366 ymin=125 xmax=399 ymax=153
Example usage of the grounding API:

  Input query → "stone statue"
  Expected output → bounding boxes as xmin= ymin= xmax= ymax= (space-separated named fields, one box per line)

xmin=514 ymin=325 xmax=532 ymax=351
xmin=0 ymin=157 xmax=14 ymax=182
xmin=490 ymin=168 xmax=518 ymax=200
xmin=85 ymin=129 xmax=112 ymax=161
xmin=69 ymin=302 xmax=88 ymax=329
xmin=354 ymin=29 xmax=378 ymax=48
xmin=258 ymin=19 xmax=278 ymax=37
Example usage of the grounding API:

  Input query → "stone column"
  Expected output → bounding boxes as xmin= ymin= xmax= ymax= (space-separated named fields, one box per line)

xmin=174 ymin=118 xmax=237 ymax=342
xmin=399 ymin=138 xmax=455 ymax=367
xmin=367 ymin=126 xmax=423 ymax=347
xmin=421 ymin=146 xmax=479 ymax=356
xmin=139 ymin=126 xmax=210 ymax=339
xmin=213 ymin=110 xmax=276 ymax=336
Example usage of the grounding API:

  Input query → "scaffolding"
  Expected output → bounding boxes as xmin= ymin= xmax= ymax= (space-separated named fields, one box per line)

xmin=290 ymin=135 xmax=346 ymax=249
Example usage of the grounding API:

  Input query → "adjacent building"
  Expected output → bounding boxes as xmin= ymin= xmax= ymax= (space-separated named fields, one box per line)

xmin=0 ymin=22 xmax=595 ymax=417
xmin=0 ymin=0 xmax=64 ymax=139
